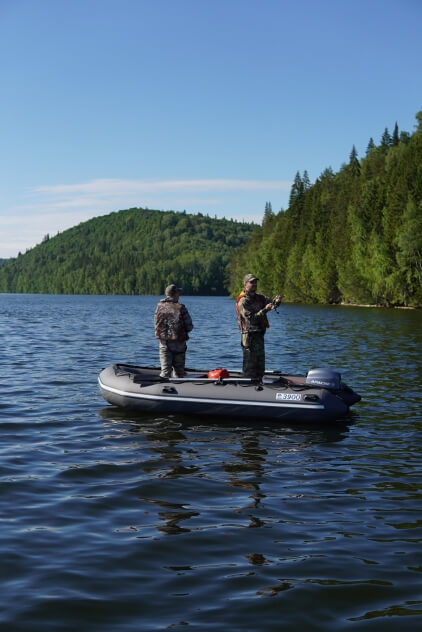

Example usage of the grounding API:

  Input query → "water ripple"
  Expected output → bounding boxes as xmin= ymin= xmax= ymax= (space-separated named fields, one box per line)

xmin=0 ymin=295 xmax=421 ymax=631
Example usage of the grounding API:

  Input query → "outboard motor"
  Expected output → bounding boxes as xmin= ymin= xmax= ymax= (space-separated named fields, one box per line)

xmin=306 ymin=368 xmax=341 ymax=390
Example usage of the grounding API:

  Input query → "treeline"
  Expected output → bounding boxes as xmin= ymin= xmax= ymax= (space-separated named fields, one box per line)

xmin=2 ymin=113 xmax=421 ymax=304
xmin=0 ymin=209 xmax=255 ymax=295
xmin=229 ymin=112 xmax=422 ymax=307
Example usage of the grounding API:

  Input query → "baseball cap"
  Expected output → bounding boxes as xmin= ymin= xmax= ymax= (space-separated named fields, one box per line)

xmin=165 ymin=283 xmax=182 ymax=296
xmin=243 ymin=273 xmax=259 ymax=284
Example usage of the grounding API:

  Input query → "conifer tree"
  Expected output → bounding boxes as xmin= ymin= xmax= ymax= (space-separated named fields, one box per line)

xmin=349 ymin=145 xmax=361 ymax=177
xmin=366 ymin=137 xmax=375 ymax=154
xmin=262 ymin=202 xmax=275 ymax=236
xmin=302 ymin=170 xmax=311 ymax=190
xmin=381 ymin=127 xmax=392 ymax=147
xmin=289 ymin=172 xmax=304 ymax=207
xmin=395 ymin=197 xmax=422 ymax=305
xmin=392 ymin=121 xmax=400 ymax=146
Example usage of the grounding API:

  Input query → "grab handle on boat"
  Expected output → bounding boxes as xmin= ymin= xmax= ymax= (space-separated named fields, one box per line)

xmin=162 ymin=386 xmax=178 ymax=394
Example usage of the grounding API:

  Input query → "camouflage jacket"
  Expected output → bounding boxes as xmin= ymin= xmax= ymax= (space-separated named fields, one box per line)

xmin=154 ymin=298 xmax=193 ymax=342
xmin=236 ymin=291 xmax=270 ymax=334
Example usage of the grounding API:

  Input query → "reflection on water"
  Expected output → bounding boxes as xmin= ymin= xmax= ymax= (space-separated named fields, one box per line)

xmin=97 ymin=407 xmax=353 ymax=542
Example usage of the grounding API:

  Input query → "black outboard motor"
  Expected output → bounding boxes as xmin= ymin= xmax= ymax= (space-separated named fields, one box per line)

xmin=306 ymin=368 xmax=341 ymax=390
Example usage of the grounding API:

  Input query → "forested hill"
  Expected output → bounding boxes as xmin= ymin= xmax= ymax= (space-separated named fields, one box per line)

xmin=229 ymin=112 xmax=422 ymax=307
xmin=0 ymin=209 xmax=255 ymax=295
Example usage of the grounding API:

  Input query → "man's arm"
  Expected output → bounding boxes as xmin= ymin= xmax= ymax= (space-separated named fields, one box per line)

xmin=238 ymin=296 xmax=268 ymax=322
xmin=182 ymin=306 xmax=193 ymax=332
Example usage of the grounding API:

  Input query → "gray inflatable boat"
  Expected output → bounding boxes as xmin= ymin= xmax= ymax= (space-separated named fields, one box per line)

xmin=98 ymin=364 xmax=361 ymax=422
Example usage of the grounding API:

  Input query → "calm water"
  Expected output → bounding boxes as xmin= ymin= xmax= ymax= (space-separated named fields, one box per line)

xmin=1 ymin=294 xmax=421 ymax=631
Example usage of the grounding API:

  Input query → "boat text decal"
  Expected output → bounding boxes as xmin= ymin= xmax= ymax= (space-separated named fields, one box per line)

xmin=276 ymin=393 xmax=302 ymax=401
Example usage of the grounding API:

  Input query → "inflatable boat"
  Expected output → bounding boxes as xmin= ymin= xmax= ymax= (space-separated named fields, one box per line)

xmin=98 ymin=364 xmax=361 ymax=422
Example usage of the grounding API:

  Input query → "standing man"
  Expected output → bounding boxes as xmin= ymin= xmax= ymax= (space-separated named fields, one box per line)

xmin=154 ymin=284 xmax=194 ymax=378
xmin=236 ymin=274 xmax=281 ymax=380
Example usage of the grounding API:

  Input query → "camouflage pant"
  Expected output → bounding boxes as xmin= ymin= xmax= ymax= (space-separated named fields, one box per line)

xmin=159 ymin=340 xmax=187 ymax=378
xmin=241 ymin=331 xmax=265 ymax=379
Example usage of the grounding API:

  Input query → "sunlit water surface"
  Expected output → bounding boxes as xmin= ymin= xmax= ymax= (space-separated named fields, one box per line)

xmin=1 ymin=294 xmax=421 ymax=631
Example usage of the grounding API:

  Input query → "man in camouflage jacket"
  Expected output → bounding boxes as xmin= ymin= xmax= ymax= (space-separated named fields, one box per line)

xmin=236 ymin=274 xmax=281 ymax=380
xmin=154 ymin=284 xmax=194 ymax=378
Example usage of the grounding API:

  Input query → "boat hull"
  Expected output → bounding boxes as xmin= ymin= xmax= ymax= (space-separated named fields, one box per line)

xmin=98 ymin=364 xmax=361 ymax=423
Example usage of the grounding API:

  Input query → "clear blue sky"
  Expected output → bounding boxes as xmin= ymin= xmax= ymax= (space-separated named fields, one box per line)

xmin=0 ymin=0 xmax=421 ymax=258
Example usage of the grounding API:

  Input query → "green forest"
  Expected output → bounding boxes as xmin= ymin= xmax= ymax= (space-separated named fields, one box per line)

xmin=1 ymin=112 xmax=421 ymax=305
xmin=228 ymin=112 xmax=422 ymax=307
xmin=0 ymin=210 xmax=255 ymax=295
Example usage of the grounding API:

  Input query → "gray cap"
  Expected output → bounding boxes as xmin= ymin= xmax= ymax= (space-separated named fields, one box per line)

xmin=165 ymin=283 xmax=182 ymax=296
xmin=243 ymin=273 xmax=259 ymax=284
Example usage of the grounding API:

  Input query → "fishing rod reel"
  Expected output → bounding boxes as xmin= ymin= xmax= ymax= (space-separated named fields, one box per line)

xmin=271 ymin=296 xmax=282 ymax=313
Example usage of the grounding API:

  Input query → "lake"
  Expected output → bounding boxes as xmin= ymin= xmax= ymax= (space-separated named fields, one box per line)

xmin=1 ymin=294 xmax=421 ymax=631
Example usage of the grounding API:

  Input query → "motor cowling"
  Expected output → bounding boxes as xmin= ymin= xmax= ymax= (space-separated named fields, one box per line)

xmin=306 ymin=368 xmax=341 ymax=390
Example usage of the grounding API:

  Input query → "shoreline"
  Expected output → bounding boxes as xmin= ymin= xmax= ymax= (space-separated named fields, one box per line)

xmin=338 ymin=302 xmax=420 ymax=309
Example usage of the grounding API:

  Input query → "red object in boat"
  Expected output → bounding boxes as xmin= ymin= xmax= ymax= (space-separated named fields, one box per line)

xmin=208 ymin=368 xmax=230 ymax=379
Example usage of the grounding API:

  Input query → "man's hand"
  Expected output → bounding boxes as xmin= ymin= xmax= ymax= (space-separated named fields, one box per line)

xmin=265 ymin=295 xmax=282 ymax=311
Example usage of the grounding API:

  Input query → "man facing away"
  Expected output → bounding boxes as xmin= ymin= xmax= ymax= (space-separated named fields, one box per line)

xmin=154 ymin=284 xmax=194 ymax=378
xmin=236 ymin=273 xmax=281 ymax=380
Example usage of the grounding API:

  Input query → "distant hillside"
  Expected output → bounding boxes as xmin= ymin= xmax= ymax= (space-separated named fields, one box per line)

xmin=0 ymin=208 xmax=255 ymax=295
